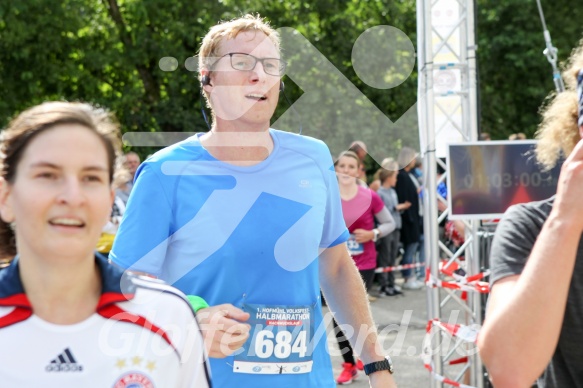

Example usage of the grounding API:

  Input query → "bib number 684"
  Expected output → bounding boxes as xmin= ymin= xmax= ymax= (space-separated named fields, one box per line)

xmin=255 ymin=330 xmax=308 ymax=359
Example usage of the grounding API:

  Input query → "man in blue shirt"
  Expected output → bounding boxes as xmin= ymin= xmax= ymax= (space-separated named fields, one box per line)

xmin=111 ymin=14 xmax=395 ymax=388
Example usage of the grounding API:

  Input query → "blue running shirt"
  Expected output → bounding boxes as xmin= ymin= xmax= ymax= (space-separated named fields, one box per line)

xmin=110 ymin=129 xmax=349 ymax=388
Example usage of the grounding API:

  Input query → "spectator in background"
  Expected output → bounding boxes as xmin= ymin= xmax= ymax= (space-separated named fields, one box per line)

xmin=412 ymin=156 xmax=423 ymax=183
xmin=369 ymin=157 xmax=393 ymax=193
xmin=376 ymin=159 xmax=411 ymax=296
xmin=349 ymin=141 xmax=368 ymax=161
xmin=116 ymin=151 xmax=140 ymax=204
xmin=412 ymin=156 xmax=425 ymax=280
xmin=125 ymin=151 xmax=141 ymax=178
xmin=479 ymin=132 xmax=491 ymax=141
xmin=395 ymin=147 xmax=424 ymax=290
xmin=436 ymin=161 xmax=449 ymax=241
xmin=96 ymin=168 xmax=131 ymax=254
xmin=508 ymin=132 xmax=527 ymax=141
xmin=349 ymin=141 xmax=369 ymax=185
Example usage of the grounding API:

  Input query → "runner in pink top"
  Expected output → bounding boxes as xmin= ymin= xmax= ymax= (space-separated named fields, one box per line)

xmin=341 ymin=184 xmax=385 ymax=270
xmin=332 ymin=150 xmax=395 ymax=385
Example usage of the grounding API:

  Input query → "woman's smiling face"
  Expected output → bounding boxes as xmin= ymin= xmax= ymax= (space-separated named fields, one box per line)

xmin=0 ymin=123 xmax=114 ymax=260
xmin=335 ymin=155 xmax=360 ymax=184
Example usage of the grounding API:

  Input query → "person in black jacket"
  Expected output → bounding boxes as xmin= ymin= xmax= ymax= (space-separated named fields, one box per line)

xmin=395 ymin=147 xmax=424 ymax=290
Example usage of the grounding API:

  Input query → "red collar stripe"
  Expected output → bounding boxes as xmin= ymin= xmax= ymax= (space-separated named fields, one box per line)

xmin=0 ymin=293 xmax=32 ymax=308
xmin=97 ymin=304 xmax=177 ymax=353
xmin=96 ymin=292 xmax=134 ymax=309
xmin=0 ymin=307 xmax=33 ymax=328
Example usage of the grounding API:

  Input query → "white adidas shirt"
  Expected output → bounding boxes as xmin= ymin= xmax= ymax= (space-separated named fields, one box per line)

xmin=0 ymin=255 xmax=211 ymax=388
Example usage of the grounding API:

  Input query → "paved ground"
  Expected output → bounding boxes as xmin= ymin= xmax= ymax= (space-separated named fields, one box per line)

xmin=326 ymin=277 xmax=431 ymax=387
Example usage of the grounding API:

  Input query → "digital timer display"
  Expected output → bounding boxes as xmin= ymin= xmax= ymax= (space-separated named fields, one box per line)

xmin=461 ymin=172 xmax=556 ymax=190
xmin=447 ymin=141 xmax=561 ymax=219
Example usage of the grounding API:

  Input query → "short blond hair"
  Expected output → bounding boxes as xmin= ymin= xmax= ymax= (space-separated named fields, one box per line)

xmin=198 ymin=14 xmax=280 ymax=77
xmin=335 ymin=150 xmax=361 ymax=167
xmin=379 ymin=160 xmax=399 ymax=184
xmin=535 ymin=39 xmax=583 ymax=169
xmin=197 ymin=14 xmax=280 ymax=119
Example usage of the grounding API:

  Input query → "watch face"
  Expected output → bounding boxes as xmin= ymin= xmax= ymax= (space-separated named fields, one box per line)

xmin=364 ymin=356 xmax=394 ymax=375
xmin=387 ymin=356 xmax=394 ymax=373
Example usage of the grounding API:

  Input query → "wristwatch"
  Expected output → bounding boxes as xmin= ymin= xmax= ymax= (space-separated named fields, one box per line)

xmin=372 ymin=228 xmax=380 ymax=242
xmin=363 ymin=356 xmax=394 ymax=375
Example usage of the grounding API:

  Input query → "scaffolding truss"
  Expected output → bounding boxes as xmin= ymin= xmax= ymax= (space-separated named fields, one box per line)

xmin=416 ymin=0 xmax=483 ymax=387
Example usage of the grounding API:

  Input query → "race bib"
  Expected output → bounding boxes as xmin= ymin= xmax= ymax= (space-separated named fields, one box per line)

xmin=347 ymin=234 xmax=363 ymax=256
xmin=233 ymin=304 xmax=314 ymax=374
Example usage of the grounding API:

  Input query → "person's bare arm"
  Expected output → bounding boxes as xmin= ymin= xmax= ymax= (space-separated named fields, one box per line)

xmin=320 ymin=244 xmax=397 ymax=387
xmin=397 ymin=201 xmax=411 ymax=211
xmin=478 ymin=139 xmax=583 ymax=387
xmin=353 ymin=207 xmax=395 ymax=243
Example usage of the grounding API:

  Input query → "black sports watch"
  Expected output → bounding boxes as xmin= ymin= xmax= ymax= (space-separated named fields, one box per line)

xmin=363 ymin=356 xmax=394 ymax=375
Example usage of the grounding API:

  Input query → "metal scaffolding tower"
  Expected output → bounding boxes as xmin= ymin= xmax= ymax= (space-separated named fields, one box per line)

xmin=417 ymin=0 xmax=483 ymax=387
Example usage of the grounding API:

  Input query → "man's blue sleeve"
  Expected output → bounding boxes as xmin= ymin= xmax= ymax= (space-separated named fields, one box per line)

xmin=109 ymin=163 xmax=173 ymax=277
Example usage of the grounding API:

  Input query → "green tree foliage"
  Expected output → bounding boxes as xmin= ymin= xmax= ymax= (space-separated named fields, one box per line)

xmin=0 ymin=0 xmax=581 ymax=159
xmin=0 ymin=0 xmax=227 ymax=139
xmin=477 ymin=0 xmax=583 ymax=139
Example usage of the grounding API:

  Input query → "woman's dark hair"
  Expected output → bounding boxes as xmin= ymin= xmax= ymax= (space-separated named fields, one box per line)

xmin=0 ymin=101 xmax=122 ymax=259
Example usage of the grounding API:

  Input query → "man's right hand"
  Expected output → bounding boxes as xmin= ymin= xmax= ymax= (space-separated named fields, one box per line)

xmin=196 ymin=304 xmax=251 ymax=358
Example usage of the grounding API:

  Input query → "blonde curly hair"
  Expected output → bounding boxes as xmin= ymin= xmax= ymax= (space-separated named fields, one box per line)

xmin=535 ymin=39 xmax=583 ymax=169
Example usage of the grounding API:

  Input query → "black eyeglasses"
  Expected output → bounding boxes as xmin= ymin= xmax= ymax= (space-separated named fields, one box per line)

xmin=213 ymin=52 xmax=286 ymax=76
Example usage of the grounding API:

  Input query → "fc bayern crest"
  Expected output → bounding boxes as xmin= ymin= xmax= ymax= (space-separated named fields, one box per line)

xmin=113 ymin=372 xmax=154 ymax=388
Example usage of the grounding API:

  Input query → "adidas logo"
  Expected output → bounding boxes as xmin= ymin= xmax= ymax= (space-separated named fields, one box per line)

xmin=45 ymin=348 xmax=83 ymax=372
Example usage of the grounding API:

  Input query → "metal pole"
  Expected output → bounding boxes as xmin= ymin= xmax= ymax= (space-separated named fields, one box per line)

xmin=465 ymin=1 xmax=483 ymax=386
xmin=417 ymin=0 xmax=442 ymax=386
xmin=536 ymin=0 xmax=565 ymax=93
xmin=418 ymin=1 xmax=481 ymax=386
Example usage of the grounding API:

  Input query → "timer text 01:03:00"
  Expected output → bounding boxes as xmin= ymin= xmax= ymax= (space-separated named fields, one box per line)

xmin=462 ymin=172 xmax=554 ymax=189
